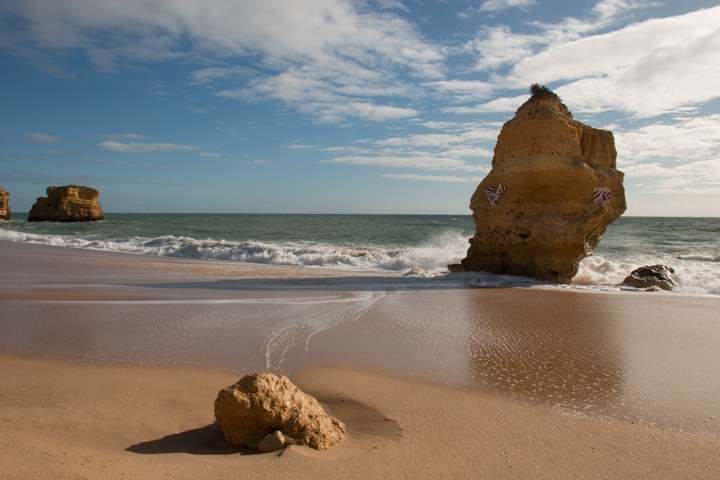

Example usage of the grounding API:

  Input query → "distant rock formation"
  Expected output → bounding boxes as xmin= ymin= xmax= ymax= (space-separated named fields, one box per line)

xmin=454 ymin=86 xmax=626 ymax=283
xmin=0 ymin=187 xmax=10 ymax=220
xmin=214 ymin=373 xmax=346 ymax=451
xmin=28 ymin=185 xmax=104 ymax=222
xmin=623 ymin=265 xmax=676 ymax=291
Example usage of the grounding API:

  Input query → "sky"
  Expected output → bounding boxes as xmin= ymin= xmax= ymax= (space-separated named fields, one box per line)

xmin=1 ymin=0 xmax=719 ymax=216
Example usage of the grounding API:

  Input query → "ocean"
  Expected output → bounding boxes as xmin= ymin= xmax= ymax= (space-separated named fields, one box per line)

xmin=1 ymin=214 xmax=718 ymax=295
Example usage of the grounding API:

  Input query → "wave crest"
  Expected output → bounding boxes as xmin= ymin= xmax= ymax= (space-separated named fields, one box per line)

xmin=0 ymin=229 xmax=469 ymax=274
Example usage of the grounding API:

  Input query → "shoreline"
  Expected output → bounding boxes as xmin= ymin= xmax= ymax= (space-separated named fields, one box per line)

xmin=2 ymin=240 xmax=720 ymax=478
xmin=2 ymin=237 xmax=715 ymax=299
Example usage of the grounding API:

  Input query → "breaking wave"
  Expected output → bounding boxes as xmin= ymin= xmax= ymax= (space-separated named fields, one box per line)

xmin=575 ymin=255 xmax=720 ymax=295
xmin=0 ymin=229 xmax=469 ymax=274
xmin=2 ymin=215 xmax=719 ymax=295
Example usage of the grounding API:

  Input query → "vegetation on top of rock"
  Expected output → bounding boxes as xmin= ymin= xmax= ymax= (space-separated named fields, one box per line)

xmin=530 ymin=83 xmax=560 ymax=101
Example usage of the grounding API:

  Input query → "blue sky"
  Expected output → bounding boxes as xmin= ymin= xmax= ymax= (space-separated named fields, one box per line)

xmin=1 ymin=0 xmax=719 ymax=215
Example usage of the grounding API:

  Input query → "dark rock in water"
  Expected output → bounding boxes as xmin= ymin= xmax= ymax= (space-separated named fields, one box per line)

xmin=28 ymin=185 xmax=104 ymax=222
xmin=623 ymin=265 xmax=676 ymax=291
xmin=0 ymin=187 xmax=10 ymax=220
xmin=456 ymin=86 xmax=626 ymax=283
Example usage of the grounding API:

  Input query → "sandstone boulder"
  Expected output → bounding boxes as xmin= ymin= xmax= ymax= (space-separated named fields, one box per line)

xmin=214 ymin=373 xmax=346 ymax=451
xmin=623 ymin=265 xmax=676 ymax=291
xmin=28 ymin=185 xmax=104 ymax=222
xmin=257 ymin=430 xmax=297 ymax=452
xmin=0 ymin=187 xmax=10 ymax=220
xmin=456 ymin=86 xmax=626 ymax=283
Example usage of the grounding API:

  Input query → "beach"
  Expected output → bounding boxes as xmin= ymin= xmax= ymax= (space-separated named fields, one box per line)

xmin=1 ymin=240 xmax=719 ymax=478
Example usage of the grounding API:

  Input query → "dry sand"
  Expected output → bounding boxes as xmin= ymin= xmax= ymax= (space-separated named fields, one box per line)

xmin=1 ymin=241 xmax=719 ymax=479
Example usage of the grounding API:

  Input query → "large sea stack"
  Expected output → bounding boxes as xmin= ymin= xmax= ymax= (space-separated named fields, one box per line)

xmin=0 ymin=187 xmax=10 ymax=220
xmin=455 ymin=86 xmax=626 ymax=283
xmin=28 ymin=185 xmax=104 ymax=222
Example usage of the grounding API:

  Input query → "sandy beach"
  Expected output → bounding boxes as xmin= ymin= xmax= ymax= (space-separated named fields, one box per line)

xmin=1 ymin=241 xmax=719 ymax=479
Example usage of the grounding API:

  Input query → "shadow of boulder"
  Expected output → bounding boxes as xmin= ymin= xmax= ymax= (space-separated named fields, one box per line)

xmin=126 ymin=422 xmax=259 ymax=456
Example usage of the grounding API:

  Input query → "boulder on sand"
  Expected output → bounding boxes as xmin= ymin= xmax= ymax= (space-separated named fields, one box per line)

xmin=454 ymin=85 xmax=626 ymax=283
xmin=28 ymin=185 xmax=104 ymax=222
xmin=214 ymin=372 xmax=346 ymax=451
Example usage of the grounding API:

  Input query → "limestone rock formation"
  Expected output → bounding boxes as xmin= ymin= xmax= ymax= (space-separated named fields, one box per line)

xmin=214 ymin=373 xmax=346 ymax=451
xmin=455 ymin=86 xmax=626 ymax=283
xmin=623 ymin=265 xmax=676 ymax=291
xmin=0 ymin=187 xmax=10 ymax=220
xmin=28 ymin=185 xmax=104 ymax=222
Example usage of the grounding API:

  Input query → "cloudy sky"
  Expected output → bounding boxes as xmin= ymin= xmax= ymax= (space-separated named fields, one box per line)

xmin=1 ymin=0 xmax=719 ymax=215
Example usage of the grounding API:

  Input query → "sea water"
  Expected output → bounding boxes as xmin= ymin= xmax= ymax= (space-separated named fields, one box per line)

xmin=1 ymin=213 xmax=718 ymax=295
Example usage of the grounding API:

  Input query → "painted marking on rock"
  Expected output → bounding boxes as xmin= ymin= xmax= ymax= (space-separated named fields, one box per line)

xmin=486 ymin=184 xmax=507 ymax=206
xmin=593 ymin=187 xmax=611 ymax=203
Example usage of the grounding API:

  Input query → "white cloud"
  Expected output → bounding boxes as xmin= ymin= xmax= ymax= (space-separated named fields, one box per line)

xmin=190 ymin=66 xmax=255 ymax=85
xmin=321 ymin=145 xmax=374 ymax=155
xmin=98 ymin=133 xmax=146 ymax=140
xmin=608 ymin=113 xmax=720 ymax=202
xmin=591 ymin=0 xmax=659 ymax=23
xmin=445 ymin=95 xmax=527 ymax=114
xmin=314 ymin=101 xmax=420 ymax=123
xmin=624 ymin=159 xmax=720 ymax=199
xmin=41 ymin=150 xmax=77 ymax=156
xmin=615 ymin=114 xmax=720 ymax=164
xmin=457 ymin=7 xmax=720 ymax=118
xmin=219 ymin=60 xmax=420 ymax=122
xmin=424 ymin=80 xmax=495 ymax=101
xmin=283 ymin=144 xmax=319 ymax=150
xmin=479 ymin=0 xmax=537 ymax=13
xmin=198 ymin=152 xmax=223 ymax=158
xmin=466 ymin=26 xmax=540 ymax=70
xmin=465 ymin=1 xmax=654 ymax=72
xmin=95 ymin=159 xmax=170 ymax=169
xmin=383 ymin=173 xmax=486 ymax=183
xmin=422 ymin=121 xmax=466 ymax=131
xmin=519 ymin=7 xmax=717 ymax=81
xmin=322 ymin=155 xmax=486 ymax=171
xmin=374 ymin=129 xmax=497 ymax=148
xmin=497 ymin=6 xmax=720 ymax=117
xmin=20 ymin=133 xmax=64 ymax=143
xmin=97 ymin=141 xmax=200 ymax=153
xmin=444 ymin=146 xmax=494 ymax=158
xmin=0 ymin=0 xmax=443 ymax=122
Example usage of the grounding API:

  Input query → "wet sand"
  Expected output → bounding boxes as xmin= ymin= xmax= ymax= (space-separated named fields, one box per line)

xmin=1 ymin=241 xmax=719 ymax=478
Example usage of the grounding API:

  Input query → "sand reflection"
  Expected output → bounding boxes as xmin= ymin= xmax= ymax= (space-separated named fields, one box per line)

xmin=462 ymin=289 xmax=625 ymax=415
xmin=460 ymin=289 xmax=720 ymax=433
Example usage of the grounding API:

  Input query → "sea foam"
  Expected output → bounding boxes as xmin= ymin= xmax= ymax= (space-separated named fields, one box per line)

xmin=0 ymin=229 xmax=469 ymax=274
xmin=3 ymin=220 xmax=719 ymax=295
xmin=575 ymin=254 xmax=720 ymax=295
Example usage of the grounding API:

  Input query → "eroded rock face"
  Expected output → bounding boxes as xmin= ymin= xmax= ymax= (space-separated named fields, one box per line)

xmin=28 ymin=185 xmax=104 ymax=222
xmin=457 ymin=89 xmax=626 ymax=283
xmin=214 ymin=373 xmax=346 ymax=451
xmin=0 ymin=187 xmax=10 ymax=220
xmin=623 ymin=265 xmax=676 ymax=291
